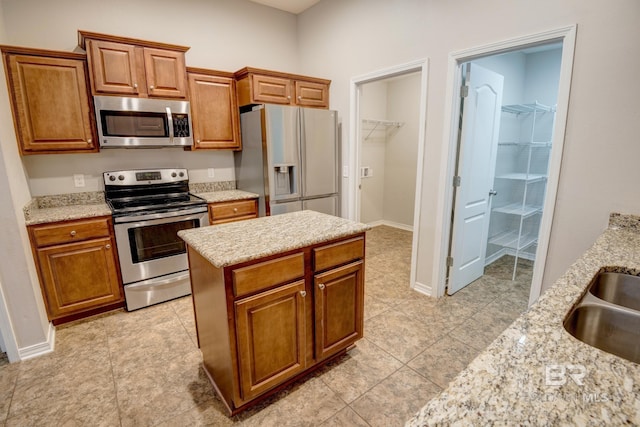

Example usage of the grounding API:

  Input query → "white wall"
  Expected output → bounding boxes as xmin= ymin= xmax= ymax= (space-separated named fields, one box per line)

xmin=383 ymin=73 xmax=420 ymax=227
xmin=297 ymin=0 xmax=640 ymax=293
xmin=359 ymin=81 xmax=387 ymax=224
xmin=0 ymin=8 xmax=50 ymax=360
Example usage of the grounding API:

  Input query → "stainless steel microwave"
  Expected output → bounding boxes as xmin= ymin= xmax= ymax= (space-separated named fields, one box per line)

xmin=94 ymin=96 xmax=193 ymax=148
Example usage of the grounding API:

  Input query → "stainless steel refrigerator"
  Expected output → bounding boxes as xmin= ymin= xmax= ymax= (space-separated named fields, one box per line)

xmin=234 ymin=104 xmax=339 ymax=217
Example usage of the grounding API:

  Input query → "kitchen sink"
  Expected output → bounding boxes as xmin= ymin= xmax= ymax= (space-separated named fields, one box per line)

xmin=564 ymin=304 xmax=640 ymax=364
xmin=563 ymin=270 xmax=640 ymax=364
xmin=589 ymin=272 xmax=640 ymax=312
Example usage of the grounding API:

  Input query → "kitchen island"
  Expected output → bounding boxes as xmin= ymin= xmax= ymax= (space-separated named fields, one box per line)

xmin=179 ymin=210 xmax=369 ymax=415
xmin=408 ymin=213 xmax=640 ymax=426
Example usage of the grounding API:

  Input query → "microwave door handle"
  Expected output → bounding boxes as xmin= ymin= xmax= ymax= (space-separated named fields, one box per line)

xmin=166 ymin=107 xmax=174 ymax=143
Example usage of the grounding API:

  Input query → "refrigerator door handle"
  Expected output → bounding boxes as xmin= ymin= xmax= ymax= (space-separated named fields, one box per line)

xmin=298 ymin=108 xmax=306 ymax=197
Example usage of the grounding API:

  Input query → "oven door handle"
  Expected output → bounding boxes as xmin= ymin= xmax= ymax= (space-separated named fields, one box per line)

xmin=166 ymin=107 xmax=174 ymax=143
xmin=114 ymin=207 xmax=208 ymax=225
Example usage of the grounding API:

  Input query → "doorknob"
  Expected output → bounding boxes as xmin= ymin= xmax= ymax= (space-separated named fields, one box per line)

xmin=489 ymin=190 xmax=498 ymax=196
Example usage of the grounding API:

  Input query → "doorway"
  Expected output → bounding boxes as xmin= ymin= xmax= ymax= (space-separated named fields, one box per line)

xmin=437 ymin=26 xmax=576 ymax=305
xmin=349 ymin=59 xmax=428 ymax=291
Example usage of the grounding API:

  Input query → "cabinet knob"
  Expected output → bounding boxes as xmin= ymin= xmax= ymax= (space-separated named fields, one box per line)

xmin=300 ymin=290 xmax=306 ymax=297
xmin=287 ymin=95 xmax=291 ymax=100
xmin=196 ymin=139 xmax=200 ymax=144
xmin=70 ymin=230 xmax=76 ymax=237
xmin=233 ymin=208 xmax=238 ymax=213
xmin=318 ymin=283 xmax=325 ymax=290
xmin=87 ymin=138 xmax=92 ymax=144
xmin=133 ymin=83 xmax=138 ymax=89
xmin=149 ymin=85 xmax=154 ymax=90
xmin=105 ymin=244 xmax=111 ymax=249
xmin=298 ymin=96 xmax=302 ymax=100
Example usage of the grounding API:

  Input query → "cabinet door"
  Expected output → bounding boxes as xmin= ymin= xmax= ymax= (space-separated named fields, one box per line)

xmin=87 ymin=39 xmax=140 ymax=96
xmin=234 ymin=280 xmax=307 ymax=401
xmin=188 ymin=72 xmax=240 ymax=149
xmin=295 ymin=80 xmax=329 ymax=108
xmin=251 ymin=74 xmax=292 ymax=105
xmin=143 ymin=48 xmax=187 ymax=99
xmin=36 ymin=237 xmax=123 ymax=320
xmin=6 ymin=54 xmax=96 ymax=154
xmin=314 ymin=261 xmax=364 ymax=361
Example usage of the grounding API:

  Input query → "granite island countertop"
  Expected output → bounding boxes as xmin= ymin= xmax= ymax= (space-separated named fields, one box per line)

xmin=407 ymin=213 xmax=640 ymax=426
xmin=178 ymin=210 xmax=370 ymax=268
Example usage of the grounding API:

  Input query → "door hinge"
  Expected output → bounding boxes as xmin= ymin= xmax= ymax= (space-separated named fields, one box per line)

xmin=453 ymin=175 xmax=461 ymax=187
xmin=446 ymin=256 xmax=454 ymax=267
xmin=460 ymin=85 xmax=469 ymax=98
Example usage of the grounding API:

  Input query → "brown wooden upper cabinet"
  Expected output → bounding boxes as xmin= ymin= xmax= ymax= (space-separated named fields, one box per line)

xmin=235 ymin=67 xmax=330 ymax=109
xmin=78 ymin=31 xmax=189 ymax=99
xmin=1 ymin=46 xmax=97 ymax=155
xmin=187 ymin=68 xmax=241 ymax=150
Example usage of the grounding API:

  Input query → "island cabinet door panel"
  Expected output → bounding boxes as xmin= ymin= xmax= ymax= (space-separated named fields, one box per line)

xmin=314 ymin=260 xmax=364 ymax=361
xmin=87 ymin=39 xmax=140 ymax=95
xmin=7 ymin=55 xmax=96 ymax=153
xmin=234 ymin=280 xmax=307 ymax=401
xmin=36 ymin=237 xmax=122 ymax=319
xmin=143 ymin=48 xmax=187 ymax=99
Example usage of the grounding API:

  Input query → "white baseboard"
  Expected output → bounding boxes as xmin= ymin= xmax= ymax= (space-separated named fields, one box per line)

xmin=367 ymin=219 xmax=413 ymax=232
xmin=412 ymin=281 xmax=432 ymax=297
xmin=18 ymin=322 xmax=55 ymax=361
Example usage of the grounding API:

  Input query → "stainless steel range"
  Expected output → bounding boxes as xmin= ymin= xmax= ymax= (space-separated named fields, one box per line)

xmin=104 ymin=168 xmax=209 ymax=311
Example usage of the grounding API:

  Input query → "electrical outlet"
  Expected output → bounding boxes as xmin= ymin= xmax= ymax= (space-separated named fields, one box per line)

xmin=73 ymin=174 xmax=85 ymax=187
xmin=207 ymin=168 xmax=215 ymax=178
xmin=360 ymin=166 xmax=373 ymax=178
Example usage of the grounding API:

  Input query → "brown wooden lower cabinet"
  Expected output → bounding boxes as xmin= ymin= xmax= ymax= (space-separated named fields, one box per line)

xmin=28 ymin=216 xmax=124 ymax=324
xmin=187 ymin=233 xmax=365 ymax=415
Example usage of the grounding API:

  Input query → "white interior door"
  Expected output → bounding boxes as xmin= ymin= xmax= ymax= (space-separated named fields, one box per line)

xmin=448 ymin=63 xmax=504 ymax=295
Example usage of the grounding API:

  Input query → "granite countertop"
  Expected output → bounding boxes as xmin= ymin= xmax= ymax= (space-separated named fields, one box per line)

xmin=407 ymin=213 xmax=640 ymax=426
xmin=178 ymin=210 xmax=370 ymax=268
xmin=23 ymin=192 xmax=111 ymax=225
xmin=193 ymin=189 xmax=259 ymax=203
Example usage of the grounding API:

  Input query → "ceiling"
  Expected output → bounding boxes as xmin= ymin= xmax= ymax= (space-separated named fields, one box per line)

xmin=248 ymin=0 xmax=321 ymax=14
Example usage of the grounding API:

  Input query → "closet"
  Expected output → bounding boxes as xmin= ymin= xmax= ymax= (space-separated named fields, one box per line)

xmin=486 ymin=102 xmax=556 ymax=278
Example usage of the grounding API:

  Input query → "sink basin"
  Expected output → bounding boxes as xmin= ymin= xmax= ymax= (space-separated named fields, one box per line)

xmin=589 ymin=272 xmax=640 ymax=312
xmin=564 ymin=304 xmax=640 ymax=364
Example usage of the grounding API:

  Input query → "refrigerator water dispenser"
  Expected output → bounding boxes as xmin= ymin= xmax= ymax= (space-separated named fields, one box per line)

xmin=274 ymin=165 xmax=295 ymax=196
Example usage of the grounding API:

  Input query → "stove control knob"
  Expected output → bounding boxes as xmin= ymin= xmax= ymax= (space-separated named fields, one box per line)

xmin=118 ymin=175 xmax=125 ymax=181
xmin=179 ymin=171 xmax=185 ymax=177
xmin=109 ymin=175 xmax=116 ymax=182
xmin=171 ymin=172 xmax=177 ymax=178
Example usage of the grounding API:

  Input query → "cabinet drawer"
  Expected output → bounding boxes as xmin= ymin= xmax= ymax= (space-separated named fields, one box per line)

xmin=232 ymin=253 xmax=304 ymax=298
xmin=31 ymin=217 xmax=111 ymax=247
xmin=313 ymin=237 xmax=364 ymax=272
xmin=209 ymin=199 xmax=258 ymax=224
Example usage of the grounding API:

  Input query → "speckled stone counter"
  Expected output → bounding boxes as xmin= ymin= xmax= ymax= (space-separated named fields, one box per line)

xmin=178 ymin=210 xmax=370 ymax=268
xmin=407 ymin=213 xmax=640 ymax=426
xmin=23 ymin=192 xmax=111 ymax=225
xmin=193 ymin=189 xmax=259 ymax=203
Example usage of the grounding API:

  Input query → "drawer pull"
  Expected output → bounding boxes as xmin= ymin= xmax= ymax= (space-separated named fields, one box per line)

xmin=70 ymin=230 xmax=76 ymax=237
xmin=300 ymin=290 xmax=306 ymax=297
xmin=105 ymin=244 xmax=111 ymax=249
xmin=318 ymin=283 xmax=325 ymax=290
xmin=233 ymin=208 xmax=238 ymax=213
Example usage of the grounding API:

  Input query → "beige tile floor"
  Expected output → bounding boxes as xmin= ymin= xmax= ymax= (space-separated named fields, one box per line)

xmin=0 ymin=225 xmax=532 ymax=426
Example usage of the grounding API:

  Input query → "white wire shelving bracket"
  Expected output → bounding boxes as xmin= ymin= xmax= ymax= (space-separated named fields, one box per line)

xmin=361 ymin=118 xmax=404 ymax=141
